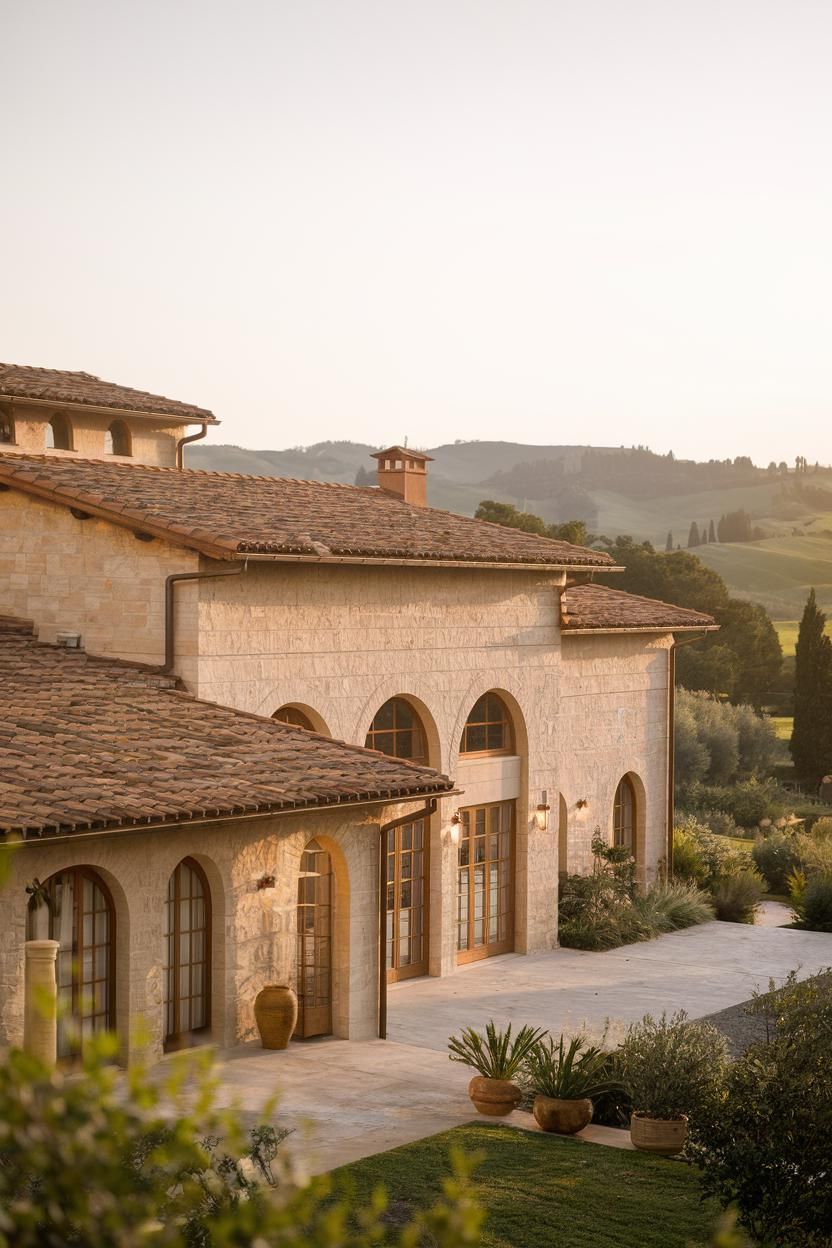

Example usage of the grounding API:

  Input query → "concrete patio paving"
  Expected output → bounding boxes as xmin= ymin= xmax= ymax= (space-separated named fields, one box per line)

xmin=209 ymin=916 xmax=832 ymax=1175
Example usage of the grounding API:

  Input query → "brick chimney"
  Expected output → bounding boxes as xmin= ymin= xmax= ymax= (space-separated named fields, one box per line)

xmin=370 ymin=446 xmax=433 ymax=507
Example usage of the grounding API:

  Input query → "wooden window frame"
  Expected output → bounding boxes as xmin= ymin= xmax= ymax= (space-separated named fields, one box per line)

xmin=273 ymin=705 xmax=316 ymax=731
xmin=613 ymin=775 xmax=636 ymax=852
xmin=456 ymin=800 xmax=515 ymax=964
xmin=30 ymin=867 xmax=116 ymax=1061
xmin=365 ymin=697 xmax=427 ymax=765
xmin=385 ymin=817 xmax=429 ymax=983
xmin=459 ymin=692 xmax=514 ymax=757
xmin=163 ymin=856 xmax=212 ymax=1051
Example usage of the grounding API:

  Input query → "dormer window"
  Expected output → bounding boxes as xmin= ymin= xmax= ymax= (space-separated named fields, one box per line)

xmin=46 ymin=413 xmax=73 ymax=451
xmin=105 ymin=420 xmax=132 ymax=457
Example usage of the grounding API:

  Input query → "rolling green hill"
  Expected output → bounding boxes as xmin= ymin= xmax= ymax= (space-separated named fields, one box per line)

xmin=695 ymin=534 xmax=832 ymax=618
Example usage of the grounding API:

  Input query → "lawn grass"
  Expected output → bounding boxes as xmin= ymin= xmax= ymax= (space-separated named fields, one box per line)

xmin=769 ymin=714 xmax=793 ymax=741
xmin=333 ymin=1123 xmax=719 ymax=1248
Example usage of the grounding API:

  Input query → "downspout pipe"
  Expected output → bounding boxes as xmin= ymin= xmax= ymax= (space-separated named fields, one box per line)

xmin=163 ymin=565 xmax=244 ymax=674
xmin=378 ymin=797 xmax=438 ymax=1040
xmin=666 ymin=631 xmax=711 ymax=874
xmin=175 ymin=423 xmax=208 ymax=469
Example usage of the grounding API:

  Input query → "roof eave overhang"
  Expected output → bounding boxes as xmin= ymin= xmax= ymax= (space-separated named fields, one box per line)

xmin=561 ymin=624 xmax=719 ymax=636
xmin=4 ymin=785 xmax=463 ymax=844
xmin=0 ymin=392 xmax=219 ymax=427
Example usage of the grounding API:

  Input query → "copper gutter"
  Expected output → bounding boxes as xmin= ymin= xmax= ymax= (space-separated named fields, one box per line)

xmin=163 ymin=565 xmax=244 ymax=674
xmin=175 ymin=423 xmax=208 ymax=469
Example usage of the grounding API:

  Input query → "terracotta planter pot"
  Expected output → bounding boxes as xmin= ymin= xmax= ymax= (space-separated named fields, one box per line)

xmin=630 ymin=1111 xmax=689 ymax=1155
xmin=468 ymin=1076 xmax=522 ymax=1117
xmin=254 ymin=985 xmax=298 ymax=1050
xmin=533 ymin=1094 xmax=593 ymax=1135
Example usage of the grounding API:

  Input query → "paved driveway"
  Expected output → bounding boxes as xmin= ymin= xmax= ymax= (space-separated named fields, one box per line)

xmin=210 ymin=916 xmax=832 ymax=1175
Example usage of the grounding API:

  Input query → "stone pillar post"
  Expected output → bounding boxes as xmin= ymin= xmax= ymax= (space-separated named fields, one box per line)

xmin=23 ymin=939 xmax=59 ymax=1067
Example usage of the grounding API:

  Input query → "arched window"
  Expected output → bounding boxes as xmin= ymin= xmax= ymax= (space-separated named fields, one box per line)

xmin=273 ymin=705 xmax=316 ymax=731
xmin=613 ymin=776 xmax=636 ymax=851
xmin=105 ymin=420 xmax=131 ymax=456
xmin=26 ymin=867 xmax=115 ymax=1059
xmin=163 ymin=858 xmax=211 ymax=1050
xmin=46 ymin=413 xmax=72 ymax=450
xmin=459 ymin=692 xmax=513 ymax=755
xmin=365 ymin=697 xmax=427 ymax=764
xmin=0 ymin=409 xmax=14 ymax=444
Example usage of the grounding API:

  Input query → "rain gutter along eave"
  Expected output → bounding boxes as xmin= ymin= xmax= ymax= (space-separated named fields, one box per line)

xmin=6 ymin=788 xmax=464 ymax=847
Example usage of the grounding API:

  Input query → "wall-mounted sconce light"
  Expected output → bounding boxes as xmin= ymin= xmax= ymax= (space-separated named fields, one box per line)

xmin=256 ymin=874 xmax=276 ymax=891
xmin=576 ymin=798 xmax=589 ymax=810
xmin=535 ymin=789 xmax=550 ymax=832
xmin=448 ymin=811 xmax=462 ymax=846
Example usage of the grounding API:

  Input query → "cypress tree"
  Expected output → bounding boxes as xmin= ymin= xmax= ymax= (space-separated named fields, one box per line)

xmin=708 ymin=519 xmax=716 ymax=543
xmin=790 ymin=589 xmax=832 ymax=781
xmin=665 ymin=531 xmax=673 ymax=552
xmin=687 ymin=521 xmax=700 ymax=547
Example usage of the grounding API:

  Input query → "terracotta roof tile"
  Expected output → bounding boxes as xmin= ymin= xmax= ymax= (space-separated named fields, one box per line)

xmin=0 ymin=454 xmax=615 ymax=569
xmin=0 ymin=619 xmax=452 ymax=839
xmin=0 ymin=363 xmax=216 ymax=424
xmin=561 ymin=583 xmax=718 ymax=633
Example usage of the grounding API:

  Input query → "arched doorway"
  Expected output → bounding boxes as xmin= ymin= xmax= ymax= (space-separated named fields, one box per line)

xmin=163 ymin=858 xmax=211 ymax=1051
xmin=26 ymin=867 xmax=115 ymax=1060
xmin=456 ymin=691 xmax=517 ymax=963
xmin=296 ymin=841 xmax=333 ymax=1038
xmin=365 ymin=697 xmax=430 ymax=981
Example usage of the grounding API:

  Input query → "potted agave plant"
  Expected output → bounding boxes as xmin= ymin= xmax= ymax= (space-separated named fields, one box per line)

xmin=524 ymin=1034 xmax=617 ymax=1135
xmin=448 ymin=1020 xmax=546 ymax=1117
xmin=618 ymin=1011 xmax=728 ymax=1155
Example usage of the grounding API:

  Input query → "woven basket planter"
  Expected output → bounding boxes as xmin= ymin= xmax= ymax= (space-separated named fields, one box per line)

xmin=630 ymin=1111 xmax=688 ymax=1155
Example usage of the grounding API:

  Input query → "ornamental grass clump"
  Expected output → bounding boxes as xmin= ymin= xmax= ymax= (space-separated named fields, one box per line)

xmin=618 ymin=1011 xmax=728 ymax=1125
xmin=631 ymin=879 xmax=715 ymax=932
xmin=524 ymin=1034 xmax=618 ymax=1102
xmin=711 ymin=870 xmax=764 ymax=923
xmin=447 ymin=1020 xmax=546 ymax=1079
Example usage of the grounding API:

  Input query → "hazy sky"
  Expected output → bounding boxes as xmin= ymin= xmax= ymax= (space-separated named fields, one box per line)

xmin=2 ymin=1 xmax=831 ymax=464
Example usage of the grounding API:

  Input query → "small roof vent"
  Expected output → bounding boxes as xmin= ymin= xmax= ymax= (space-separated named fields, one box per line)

xmin=55 ymin=631 xmax=82 ymax=649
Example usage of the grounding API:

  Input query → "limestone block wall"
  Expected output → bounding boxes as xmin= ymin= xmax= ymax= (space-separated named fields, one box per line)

xmin=0 ymin=490 xmax=198 ymax=675
xmin=192 ymin=562 xmax=673 ymax=951
xmin=0 ymin=800 xmax=407 ymax=1065
xmin=0 ymin=402 xmax=181 ymax=465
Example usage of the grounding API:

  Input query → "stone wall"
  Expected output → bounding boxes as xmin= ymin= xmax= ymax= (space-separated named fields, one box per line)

xmin=0 ymin=490 xmax=198 ymax=675
xmin=0 ymin=800 xmax=411 ymax=1065
xmin=0 ymin=401 xmax=181 ymax=466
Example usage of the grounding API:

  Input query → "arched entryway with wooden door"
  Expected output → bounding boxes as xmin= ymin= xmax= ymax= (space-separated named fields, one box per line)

xmin=163 ymin=857 xmax=211 ymax=1051
xmin=455 ymin=690 xmax=523 ymax=964
xmin=26 ymin=866 xmax=116 ymax=1060
xmin=295 ymin=840 xmax=334 ymax=1038
xmin=364 ymin=695 xmax=437 ymax=983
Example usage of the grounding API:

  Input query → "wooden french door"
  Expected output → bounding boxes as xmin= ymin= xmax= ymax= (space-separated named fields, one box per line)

xmin=31 ymin=868 xmax=116 ymax=1060
xmin=163 ymin=858 xmax=211 ymax=1051
xmin=385 ymin=818 xmax=428 ymax=983
xmin=456 ymin=801 xmax=515 ymax=964
xmin=295 ymin=842 xmax=333 ymax=1038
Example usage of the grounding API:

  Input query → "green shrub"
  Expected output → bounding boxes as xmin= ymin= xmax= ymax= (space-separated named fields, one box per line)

xmin=632 ymin=879 xmax=715 ymax=931
xmin=794 ymin=876 xmax=832 ymax=932
xmin=447 ymin=1019 xmax=546 ymax=1079
xmin=693 ymin=971 xmax=832 ymax=1246
xmin=752 ymin=829 xmax=800 ymax=892
xmin=0 ymin=1040 xmax=483 ymax=1248
xmin=673 ymin=817 xmax=751 ymax=887
xmin=672 ymin=827 xmax=707 ymax=884
xmin=618 ymin=1012 xmax=728 ymax=1124
xmin=725 ymin=780 xmax=771 ymax=828
xmin=711 ymin=870 xmax=764 ymax=923
xmin=796 ymin=830 xmax=832 ymax=876
xmin=523 ymin=1034 xmax=617 ymax=1101
xmin=812 ymin=815 xmax=832 ymax=839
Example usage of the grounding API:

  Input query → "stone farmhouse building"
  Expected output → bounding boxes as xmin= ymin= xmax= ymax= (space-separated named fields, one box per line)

xmin=0 ymin=363 xmax=715 ymax=1065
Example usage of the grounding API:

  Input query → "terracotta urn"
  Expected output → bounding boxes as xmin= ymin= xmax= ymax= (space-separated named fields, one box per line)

xmin=468 ymin=1075 xmax=522 ymax=1117
xmin=629 ymin=1111 xmax=689 ymax=1155
xmin=254 ymin=984 xmax=298 ymax=1050
xmin=533 ymin=1094 xmax=593 ymax=1135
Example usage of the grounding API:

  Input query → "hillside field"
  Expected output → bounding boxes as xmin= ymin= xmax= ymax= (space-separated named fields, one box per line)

xmin=773 ymin=620 xmax=832 ymax=655
xmin=695 ymin=534 xmax=832 ymax=619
